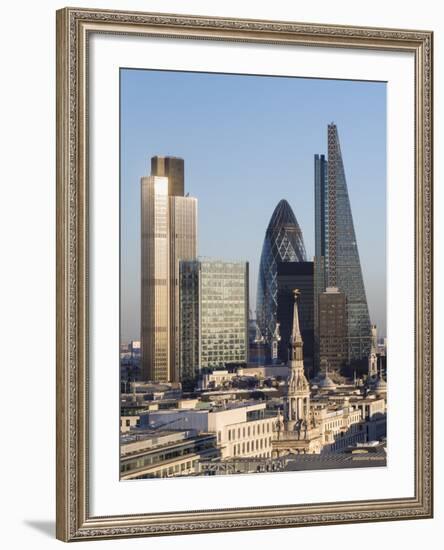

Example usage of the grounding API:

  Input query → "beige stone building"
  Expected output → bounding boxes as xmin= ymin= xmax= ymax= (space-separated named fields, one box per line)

xmin=272 ymin=289 xmax=367 ymax=457
xmin=142 ymin=401 xmax=277 ymax=460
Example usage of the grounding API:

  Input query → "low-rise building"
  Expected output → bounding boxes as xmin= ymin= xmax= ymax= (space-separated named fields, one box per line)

xmin=140 ymin=401 xmax=278 ymax=459
xmin=120 ymin=430 xmax=219 ymax=479
xmin=120 ymin=415 xmax=140 ymax=433
xmin=312 ymin=401 xmax=366 ymax=452
xmin=197 ymin=365 xmax=289 ymax=390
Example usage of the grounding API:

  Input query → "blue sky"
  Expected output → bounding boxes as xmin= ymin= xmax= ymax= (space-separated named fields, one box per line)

xmin=120 ymin=69 xmax=387 ymax=342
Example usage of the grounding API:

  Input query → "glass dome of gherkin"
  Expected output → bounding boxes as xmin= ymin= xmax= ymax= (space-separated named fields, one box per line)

xmin=256 ymin=199 xmax=307 ymax=345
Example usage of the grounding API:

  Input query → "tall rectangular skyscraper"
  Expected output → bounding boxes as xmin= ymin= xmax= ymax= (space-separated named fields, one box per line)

xmin=141 ymin=157 xmax=197 ymax=383
xmin=314 ymin=124 xmax=371 ymax=367
xmin=179 ymin=260 xmax=249 ymax=384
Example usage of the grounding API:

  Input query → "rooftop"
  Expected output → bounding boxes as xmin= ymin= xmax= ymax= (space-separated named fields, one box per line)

xmin=284 ymin=450 xmax=386 ymax=472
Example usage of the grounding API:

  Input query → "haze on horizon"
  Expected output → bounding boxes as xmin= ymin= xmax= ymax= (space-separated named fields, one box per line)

xmin=120 ymin=69 xmax=387 ymax=343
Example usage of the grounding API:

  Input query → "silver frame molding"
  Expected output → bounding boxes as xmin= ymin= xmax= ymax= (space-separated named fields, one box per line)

xmin=56 ymin=7 xmax=433 ymax=542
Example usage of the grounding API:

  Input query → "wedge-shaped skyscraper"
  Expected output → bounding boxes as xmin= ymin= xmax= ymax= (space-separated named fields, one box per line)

xmin=257 ymin=199 xmax=307 ymax=346
xmin=314 ymin=124 xmax=371 ymax=366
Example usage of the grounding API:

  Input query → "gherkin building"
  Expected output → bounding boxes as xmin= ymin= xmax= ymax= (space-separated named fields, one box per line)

xmin=256 ymin=199 xmax=307 ymax=344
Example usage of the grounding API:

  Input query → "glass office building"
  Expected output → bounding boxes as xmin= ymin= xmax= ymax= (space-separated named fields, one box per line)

xmin=276 ymin=261 xmax=314 ymax=372
xmin=140 ymin=157 xmax=197 ymax=383
xmin=314 ymin=124 xmax=371 ymax=365
xmin=256 ymin=199 xmax=307 ymax=346
xmin=179 ymin=260 xmax=249 ymax=383
xmin=314 ymin=154 xmax=329 ymax=370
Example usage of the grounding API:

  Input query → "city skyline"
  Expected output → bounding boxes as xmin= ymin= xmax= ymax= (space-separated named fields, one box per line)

xmin=121 ymin=69 xmax=386 ymax=342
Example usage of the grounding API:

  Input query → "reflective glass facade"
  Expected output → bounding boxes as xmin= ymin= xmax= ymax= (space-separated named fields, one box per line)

xmin=314 ymin=125 xmax=371 ymax=365
xmin=169 ymin=196 xmax=198 ymax=381
xmin=141 ymin=157 xmax=197 ymax=383
xmin=276 ymin=261 xmax=314 ymax=372
xmin=179 ymin=260 xmax=249 ymax=383
xmin=141 ymin=176 xmax=170 ymax=382
xmin=256 ymin=200 xmax=307 ymax=345
xmin=314 ymin=154 xmax=328 ymax=369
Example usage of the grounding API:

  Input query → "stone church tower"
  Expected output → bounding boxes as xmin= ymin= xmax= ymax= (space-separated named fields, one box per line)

xmin=273 ymin=289 xmax=322 ymax=456
xmin=284 ymin=290 xmax=310 ymax=431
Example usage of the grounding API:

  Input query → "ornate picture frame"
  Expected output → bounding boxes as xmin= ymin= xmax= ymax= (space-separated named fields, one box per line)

xmin=56 ymin=7 xmax=433 ymax=541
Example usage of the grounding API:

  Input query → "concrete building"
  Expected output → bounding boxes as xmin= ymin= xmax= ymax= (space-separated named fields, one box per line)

xmin=179 ymin=259 xmax=249 ymax=384
xmin=198 ymin=369 xmax=237 ymax=390
xmin=197 ymin=364 xmax=289 ymax=390
xmin=120 ymin=415 xmax=140 ymax=433
xmin=120 ymin=430 xmax=219 ymax=479
xmin=141 ymin=401 xmax=277 ymax=460
xmin=352 ymin=395 xmax=386 ymax=441
xmin=140 ymin=156 xmax=197 ymax=383
xmin=311 ymin=399 xmax=365 ymax=452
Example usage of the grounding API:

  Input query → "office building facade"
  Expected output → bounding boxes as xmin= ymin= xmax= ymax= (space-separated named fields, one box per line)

xmin=179 ymin=259 xmax=249 ymax=383
xmin=276 ymin=261 xmax=314 ymax=372
xmin=314 ymin=153 xmax=328 ymax=371
xmin=141 ymin=156 xmax=197 ymax=383
xmin=318 ymin=287 xmax=348 ymax=373
xmin=151 ymin=155 xmax=184 ymax=196
xmin=256 ymin=199 xmax=307 ymax=348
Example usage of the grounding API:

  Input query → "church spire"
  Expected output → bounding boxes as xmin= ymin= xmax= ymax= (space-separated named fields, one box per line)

xmin=284 ymin=289 xmax=310 ymax=428
xmin=290 ymin=289 xmax=303 ymax=362
xmin=368 ymin=324 xmax=378 ymax=379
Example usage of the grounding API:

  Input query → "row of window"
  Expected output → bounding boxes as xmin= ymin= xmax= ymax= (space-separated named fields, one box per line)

xmin=135 ymin=459 xmax=199 ymax=479
xmin=227 ymin=422 xmax=272 ymax=442
xmin=121 ymin=442 xmax=214 ymax=473
xmin=232 ymin=437 xmax=273 ymax=456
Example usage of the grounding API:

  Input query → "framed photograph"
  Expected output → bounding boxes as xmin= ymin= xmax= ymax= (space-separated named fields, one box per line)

xmin=56 ymin=7 xmax=433 ymax=541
